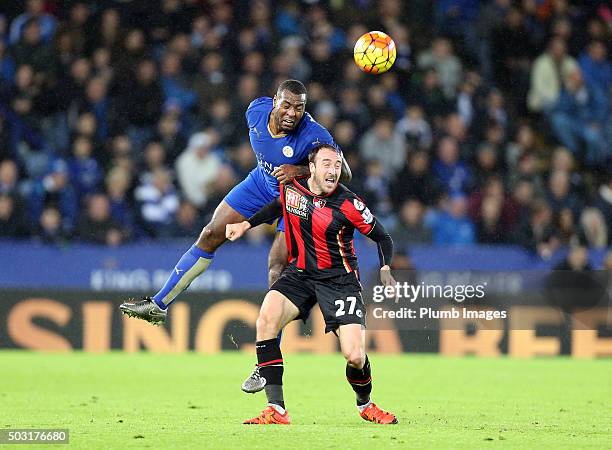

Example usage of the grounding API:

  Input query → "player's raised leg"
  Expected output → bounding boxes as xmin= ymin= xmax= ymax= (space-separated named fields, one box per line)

xmin=338 ymin=323 xmax=398 ymax=424
xmin=243 ymin=290 xmax=299 ymax=425
xmin=119 ymin=200 xmax=244 ymax=324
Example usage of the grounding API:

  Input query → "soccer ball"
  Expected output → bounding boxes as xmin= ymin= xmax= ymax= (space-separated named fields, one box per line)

xmin=353 ymin=31 xmax=396 ymax=74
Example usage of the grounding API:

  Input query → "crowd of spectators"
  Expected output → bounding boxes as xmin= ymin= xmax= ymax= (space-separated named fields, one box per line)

xmin=0 ymin=0 xmax=610 ymax=258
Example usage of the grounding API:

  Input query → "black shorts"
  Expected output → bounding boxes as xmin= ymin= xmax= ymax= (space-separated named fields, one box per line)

xmin=270 ymin=265 xmax=366 ymax=333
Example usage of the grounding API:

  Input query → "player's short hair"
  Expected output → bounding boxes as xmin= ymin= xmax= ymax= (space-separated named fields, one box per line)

xmin=308 ymin=143 xmax=342 ymax=164
xmin=277 ymin=79 xmax=307 ymax=97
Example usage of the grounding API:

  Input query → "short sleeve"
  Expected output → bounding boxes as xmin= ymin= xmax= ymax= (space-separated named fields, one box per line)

xmin=245 ymin=97 xmax=269 ymax=125
xmin=304 ymin=115 xmax=336 ymax=152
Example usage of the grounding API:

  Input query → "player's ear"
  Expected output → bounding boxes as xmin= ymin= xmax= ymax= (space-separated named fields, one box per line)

xmin=309 ymin=161 xmax=315 ymax=174
xmin=273 ymin=95 xmax=277 ymax=108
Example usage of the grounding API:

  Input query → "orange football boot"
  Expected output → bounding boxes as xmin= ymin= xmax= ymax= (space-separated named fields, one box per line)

xmin=360 ymin=403 xmax=398 ymax=424
xmin=243 ymin=406 xmax=291 ymax=425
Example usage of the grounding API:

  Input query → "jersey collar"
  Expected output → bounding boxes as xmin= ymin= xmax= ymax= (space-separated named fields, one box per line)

xmin=267 ymin=121 xmax=287 ymax=138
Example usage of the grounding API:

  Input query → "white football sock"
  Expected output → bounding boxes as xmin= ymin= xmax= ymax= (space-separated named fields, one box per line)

xmin=357 ymin=401 xmax=371 ymax=413
xmin=269 ymin=403 xmax=286 ymax=415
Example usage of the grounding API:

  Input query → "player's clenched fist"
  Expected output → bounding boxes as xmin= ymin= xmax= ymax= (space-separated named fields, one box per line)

xmin=226 ymin=221 xmax=251 ymax=241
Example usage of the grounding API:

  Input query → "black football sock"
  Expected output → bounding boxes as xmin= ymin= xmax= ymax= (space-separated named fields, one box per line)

xmin=256 ymin=338 xmax=285 ymax=409
xmin=346 ymin=355 xmax=372 ymax=406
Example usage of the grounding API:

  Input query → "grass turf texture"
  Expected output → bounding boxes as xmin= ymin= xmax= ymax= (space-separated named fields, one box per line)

xmin=1 ymin=352 xmax=610 ymax=449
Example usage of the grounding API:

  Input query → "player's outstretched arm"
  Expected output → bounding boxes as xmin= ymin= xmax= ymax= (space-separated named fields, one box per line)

xmin=226 ymin=197 xmax=284 ymax=241
xmin=366 ymin=221 xmax=396 ymax=288
xmin=341 ymin=195 xmax=393 ymax=285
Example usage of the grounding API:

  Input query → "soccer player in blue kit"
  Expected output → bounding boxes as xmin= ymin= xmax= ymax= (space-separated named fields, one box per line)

xmin=120 ymin=80 xmax=351 ymax=323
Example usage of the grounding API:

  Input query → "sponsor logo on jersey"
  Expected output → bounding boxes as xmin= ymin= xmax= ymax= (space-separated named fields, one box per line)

xmin=352 ymin=198 xmax=373 ymax=224
xmin=282 ymin=145 xmax=294 ymax=157
xmin=285 ymin=188 xmax=309 ymax=218
xmin=313 ymin=198 xmax=326 ymax=208
xmin=353 ymin=199 xmax=365 ymax=211
xmin=256 ymin=152 xmax=280 ymax=175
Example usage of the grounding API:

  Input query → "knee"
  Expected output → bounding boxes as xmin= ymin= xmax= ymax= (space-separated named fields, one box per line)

xmin=343 ymin=348 xmax=365 ymax=369
xmin=256 ymin=310 xmax=278 ymax=335
xmin=196 ymin=225 xmax=222 ymax=252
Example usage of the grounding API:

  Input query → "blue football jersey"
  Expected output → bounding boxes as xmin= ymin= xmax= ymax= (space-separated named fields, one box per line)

xmin=246 ymin=97 xmax=335 ymax=197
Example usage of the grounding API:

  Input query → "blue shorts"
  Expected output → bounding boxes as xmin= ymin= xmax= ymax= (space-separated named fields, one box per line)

xmin=225 ymin=169 xmax=285 ymax=232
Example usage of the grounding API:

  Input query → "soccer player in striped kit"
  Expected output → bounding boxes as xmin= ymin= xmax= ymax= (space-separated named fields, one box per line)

xmin=226 ymin=144 xmax=397 ymax=425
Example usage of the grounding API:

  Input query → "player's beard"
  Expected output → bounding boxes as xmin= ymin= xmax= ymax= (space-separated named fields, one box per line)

xmin=314 ymin=172 xmax=338 ymax=194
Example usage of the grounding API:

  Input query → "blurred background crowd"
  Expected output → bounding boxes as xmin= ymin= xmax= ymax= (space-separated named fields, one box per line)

xmin=0 ymin=0 xmax=610 ymax=259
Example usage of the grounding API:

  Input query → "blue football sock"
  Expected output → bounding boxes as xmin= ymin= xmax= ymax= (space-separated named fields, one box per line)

xmin=152 ymin=245 xmax=214 ymax=309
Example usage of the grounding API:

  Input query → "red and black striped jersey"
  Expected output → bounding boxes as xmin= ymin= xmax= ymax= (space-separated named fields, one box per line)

xmin=278 ymin=176 xmax=379 ymax=279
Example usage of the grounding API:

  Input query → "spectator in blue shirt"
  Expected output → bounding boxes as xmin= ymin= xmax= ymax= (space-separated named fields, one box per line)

xmin=79 ymin=77 xmax=111 ymax=141
xmin=134 ymin=167 xmax=179 ymax=238
xmin=160 ymin=52 xmax=196 ymax=117
xmin=105 ymin=166 xmax=138 ymax=239
xmin=0 ymin=41 xmax=15 ymax=85
xmin=578 ymin=41 xmax=612 ymax=93
xmin=549 ymin=69 xmax=608 ymax=166
xmin=431 ymin=194 xmax=476 ymax=246
xmin=8 ymin=0 xmax=57 ymax=45
xmin=432 ymin=136 xmax=472 ymax=196
xmin=27 ymin=158 xmax=78 ymax=233
xmin=67 ymin=136 xmax=102 ymax=200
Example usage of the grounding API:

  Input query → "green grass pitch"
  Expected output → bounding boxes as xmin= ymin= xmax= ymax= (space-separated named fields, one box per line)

xmin=1 ymin=352 xmax=610 ymax=449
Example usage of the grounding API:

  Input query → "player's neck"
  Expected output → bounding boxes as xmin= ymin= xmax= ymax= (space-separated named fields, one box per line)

xmin=306 ymin=177 xmax=325 ymax=196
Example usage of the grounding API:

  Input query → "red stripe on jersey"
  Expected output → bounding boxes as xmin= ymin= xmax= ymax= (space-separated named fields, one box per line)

xmin=288 ymin=211 xmax=306 ymax=269
xmin=312 ymin=206 xmax=333 ymax=269
xmin=340 ymin=199 xmax=373 ymax=235
xmin=279 ymin=184 xmax=294 ymax=263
